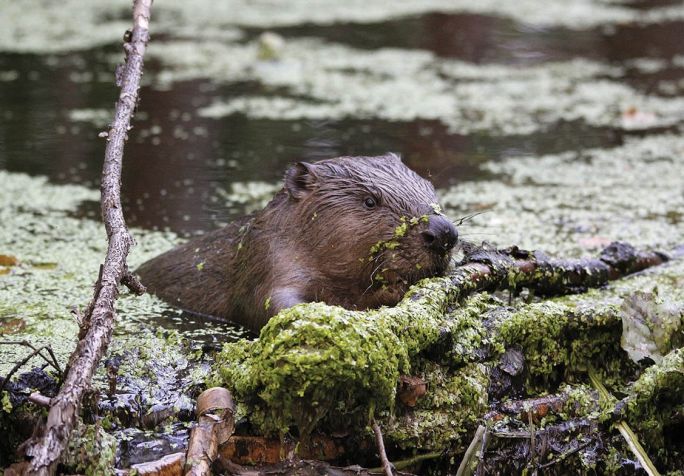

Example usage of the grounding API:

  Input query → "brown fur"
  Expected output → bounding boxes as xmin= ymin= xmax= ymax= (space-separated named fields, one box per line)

xmin=136 ymin=154 xmax=457 ymax=333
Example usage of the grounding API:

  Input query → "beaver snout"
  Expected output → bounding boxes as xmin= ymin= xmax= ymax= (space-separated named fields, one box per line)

xmin=421 ymin=215 xmax=458 ymax=253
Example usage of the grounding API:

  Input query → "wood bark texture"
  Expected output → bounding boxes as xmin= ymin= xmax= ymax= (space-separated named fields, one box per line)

xmin=22 ymin=1 xmax=153 ymax=474
xmin=183 ymin=387 xmax=235 ymax=476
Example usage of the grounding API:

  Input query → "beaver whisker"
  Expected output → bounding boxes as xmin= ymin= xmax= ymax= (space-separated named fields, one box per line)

xmin=458 ymin=231 xmax=497 ymax=236
xmin=452 ymin=211 xmax=489 ymax=226
xmin=366 ymin=259 xmax=387 ymax=292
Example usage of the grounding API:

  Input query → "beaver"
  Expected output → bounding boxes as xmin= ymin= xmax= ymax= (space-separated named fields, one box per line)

xmin=136 ymin=154 xmax=458 ymax=333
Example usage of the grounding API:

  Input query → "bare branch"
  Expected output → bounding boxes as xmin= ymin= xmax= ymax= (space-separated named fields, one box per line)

xmin=184 ymin=387 xmax=235 ymax=476
xmin=372 ymin=419 xmax=394 ymax=476
xmin=22 ymin=1 xmax=153 ymax=474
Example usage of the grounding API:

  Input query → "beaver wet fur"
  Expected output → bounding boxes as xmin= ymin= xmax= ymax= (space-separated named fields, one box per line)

xmin=136 ymin=154 xmax=458 ymax=333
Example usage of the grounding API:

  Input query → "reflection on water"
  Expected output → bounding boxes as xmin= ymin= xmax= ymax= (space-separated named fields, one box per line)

xmin=0 ymin=50 xmax=631 ymax=235
xmin=0 ymin=11 xmax=682 ymax=234
xmin=245 ymin=12 xmax=684 ymax=64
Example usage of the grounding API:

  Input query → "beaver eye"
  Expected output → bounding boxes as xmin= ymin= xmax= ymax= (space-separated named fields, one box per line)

xmin=363 ymin=197 xmax=377 ymax=209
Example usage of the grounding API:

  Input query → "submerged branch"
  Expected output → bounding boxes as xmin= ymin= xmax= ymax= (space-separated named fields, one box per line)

xmin=22 ymin=1 xmax=153 ymax=474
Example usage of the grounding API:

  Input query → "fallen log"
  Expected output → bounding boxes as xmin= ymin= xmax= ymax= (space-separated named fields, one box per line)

xmin=21 ymin=1 xmax=153 ymax=474
xmin=210 ymin=242 xmax=672 ymax=441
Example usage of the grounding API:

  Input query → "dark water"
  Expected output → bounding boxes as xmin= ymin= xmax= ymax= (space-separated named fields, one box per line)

xmin=245 ymin=12 xmax=684 ymax=65
xmin=1 ymin=7 xmax=683 ymax=237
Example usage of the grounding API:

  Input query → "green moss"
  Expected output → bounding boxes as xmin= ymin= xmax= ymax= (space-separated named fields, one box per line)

xmin=384 ymin=361 xmax=489 ymax=451
xmin=625 ymin=348 xmax=684 ymax=465
xmin=210 ymin=302 xmax=410 ymax=435
xmin=440 ymin=293 xmax=504 ymax=366
xmin=1 ymin=391 xmax=11 ymax=413
xmin=495 ymin=298 xmax=633 ymax=391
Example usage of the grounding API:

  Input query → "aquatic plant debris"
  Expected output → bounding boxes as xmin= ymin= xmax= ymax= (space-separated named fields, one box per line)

xmin=3 ymin=1 xmax=684 ymax=139
xmin=2 ymin=0 xmax=684 ymax=53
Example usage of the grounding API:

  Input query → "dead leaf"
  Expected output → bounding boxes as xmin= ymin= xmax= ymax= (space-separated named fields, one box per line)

xmin=397 ymin=375 xmax=428 ymax=407
xmin=0 ymin=254 xmax=19 ymax=266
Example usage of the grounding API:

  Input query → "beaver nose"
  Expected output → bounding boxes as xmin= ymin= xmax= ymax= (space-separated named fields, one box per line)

xmin=421 ymin=215 xmax=458 ymax=253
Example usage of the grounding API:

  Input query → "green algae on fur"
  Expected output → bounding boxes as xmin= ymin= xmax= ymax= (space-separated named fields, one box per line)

xmin=367 ymin=215 xmax=428 ymax=262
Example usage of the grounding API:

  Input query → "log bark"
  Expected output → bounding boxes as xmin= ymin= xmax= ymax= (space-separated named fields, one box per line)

xmin=21 ymin=1 xmax=153 ymax=474
xmin=184 ymin=387 xmax=235 ymax=476
xmin=453 ymin=241 xmax=669 ymax=299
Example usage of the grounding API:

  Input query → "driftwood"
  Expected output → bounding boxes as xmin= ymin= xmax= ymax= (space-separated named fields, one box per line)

xmin=184 ymin=387 xmax=235 ymax=476
xmin=20 ymin=1 xmax=153 ymax=474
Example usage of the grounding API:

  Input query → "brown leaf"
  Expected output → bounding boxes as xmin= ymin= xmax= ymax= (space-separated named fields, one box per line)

xmin=397 ymin=375 xmax=428 ymax=407
xmin=0 ymin=318 xmax=26 ymax=336
xmin=0 ymin=254 xmax=19 ymax=266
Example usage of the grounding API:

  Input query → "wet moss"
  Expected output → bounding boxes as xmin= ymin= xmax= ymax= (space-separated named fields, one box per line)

xmin=496 ymin=298 xmax=635 ymax=392
xmin=626 ymin=348 xmax=684 ymax=465
xmin=210 ymin=302 xmax=410 ymax=436
xmin=384 ymin=361 xmax=489 ymax=451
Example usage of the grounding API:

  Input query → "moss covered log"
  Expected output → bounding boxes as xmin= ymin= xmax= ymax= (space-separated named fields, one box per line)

xmin=209 ymin=243 xmax=674 ymax=448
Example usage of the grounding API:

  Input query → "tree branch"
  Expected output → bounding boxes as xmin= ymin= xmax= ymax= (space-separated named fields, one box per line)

xmin=22 ymin=1 xmax=153 ymax=474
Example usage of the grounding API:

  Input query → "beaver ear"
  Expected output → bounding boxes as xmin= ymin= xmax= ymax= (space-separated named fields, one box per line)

xmin=285 ymin=162 xmax=318 ymax=199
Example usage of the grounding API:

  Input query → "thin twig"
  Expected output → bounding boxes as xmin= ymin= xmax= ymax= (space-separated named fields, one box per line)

xmin=537 ymin=440 xmax=592 ymax=470
xmin=386 ymin=451 xmax=442 ymax=471
xmin=0 ymin=341 xmax=62 ymax=377
xmin=0 ymin=344 xmax=58 ymax=394
xmin=22 ymin=1 xmax=153 ymax=474
xmin=588 ymin=369 xmax=661 ymax=476
xmin=27 ymin=392 xmax=52 ymax=408
xmin=372 ymin=419 xmax=394 ymax=476
xmin=456 ymin=425 xmax=486 ymax=476
xmin=122 ymin=265 xmax=146 ymax=295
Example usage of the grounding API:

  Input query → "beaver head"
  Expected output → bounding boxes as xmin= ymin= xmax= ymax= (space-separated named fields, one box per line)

xmin=273 ymin=153 xmax=458 ymax=309
xmin=136 ymin=153 xmax=458 ymax=332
